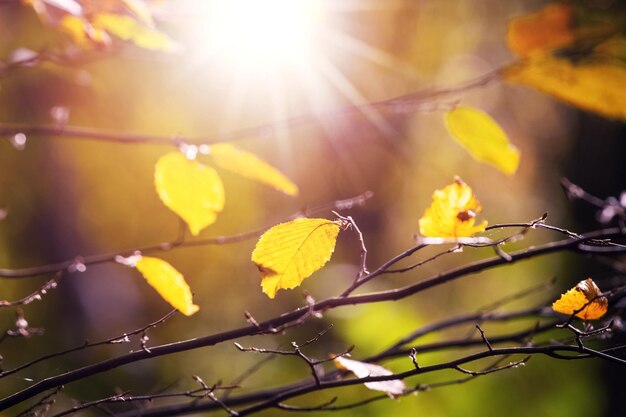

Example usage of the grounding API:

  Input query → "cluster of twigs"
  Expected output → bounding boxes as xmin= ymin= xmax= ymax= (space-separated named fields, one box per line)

xmin=1 ymin=31 xmax=625 ymax=415
xmin=0 ymin=182 xmax=624 ymax=416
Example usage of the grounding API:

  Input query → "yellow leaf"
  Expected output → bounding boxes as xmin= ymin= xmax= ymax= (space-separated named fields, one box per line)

xmin=418 ymin=177 xmax=487 ymax=238
xmin=251 ymin=218 xmax=340 ymax=298
xmin=154 ymin=152 xmax=225 ymax=236
xmin=93 ymin=13 xmax=177 ymax=51
xmin=552 ymin=278 xmax=608 ymax=320
xmin=135 ymin=256 xmax=199 ymax=316
xmin=210 ymin=143 xmax=298 ymax=196
xmin=506 ymin=4 xmax=575 ymax=57
xmin=60 ymin=15 xmax=111 ymax=48
xmin=444 ymin=107 xmax=520 ymax=175
xmin=334 ymin=356 xmax=406 ymax=398
xmin=504 ymin=55 xmax=626 ymax=121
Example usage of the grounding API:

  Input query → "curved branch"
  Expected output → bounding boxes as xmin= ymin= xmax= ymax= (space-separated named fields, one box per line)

xmin=0 ymin=227 xmax=623 ymax=411
xmin=0 ymin=66 xmax=506 ymax=146
xmin=114 ymin=344 xmax=624 ymax=417
xmin=0 ymin=192 xmax=372 ymax=280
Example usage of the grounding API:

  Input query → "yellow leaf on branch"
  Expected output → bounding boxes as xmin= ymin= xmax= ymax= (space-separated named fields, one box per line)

xmin=504 ymin=55 xmax=626 ymax=122
xmin=251 ymin=218 xmax=340 ymax=299
xmin=210 ymin=143 xmax=299 ymax=196
xmin=93 ymin=13 xmax=177 ymax=52
xmin=154 ymin=152 xmax=225 ymax=236
xmin=444 ymin=107 xmax=520 ymax=175
xmin=135 ymin=256 xmax=199 ymax=316
xmin=418 ymin=177 xmax=487 ymax=238
xmin=60 ymin=15 xmax=111 ymax=48
xmin=506 ymin=3 xmax=575 ymax=57
xmin=334 ymin=356 xmax=406 ymax=398
xmin=552 ymin=278 xmax=608 ymax=320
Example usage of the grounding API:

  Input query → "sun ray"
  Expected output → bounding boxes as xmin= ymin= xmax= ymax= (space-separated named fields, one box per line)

xmin=218 ymin=70 xmax=254 ymax=136
xmin=322 ymin=28 xmax=420 ymax=80
xmin=313 ymin=53 xmax=397 ymax=138
xmin=268 ymin=68 xmax=293 ymax=172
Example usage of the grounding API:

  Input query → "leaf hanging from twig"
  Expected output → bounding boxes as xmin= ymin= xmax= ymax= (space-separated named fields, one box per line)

xmin=444 ymin=107 xmax=520 ymax=175
xmin=252 ymin=218 xmax=340 ymax=299
xmin=334 ymin=356 xmax=406 ymax=398
xmin=418 ymin=177 xmax=487 ymax=238
xmin=135 ymin=256 xmax=199 ymax=316
xmin=210 ymin=143 xmax=299 ymax=196
xmin=154 ymin=152 xmax=225 ymax=236
xmin=552 ymin=278 xmax=608 ymax=320
xmin=505 ymin=55 xmax=626 ymax=122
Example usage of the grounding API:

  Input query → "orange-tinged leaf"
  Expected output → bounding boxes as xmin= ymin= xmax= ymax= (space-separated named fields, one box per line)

xmin=210 ymin=143 xmax=299 ymax=196
xmin=155 ymin=152 xmax=225 ymax=236
xmin=251 ymin=218 xmax=340 ymax=299
xmin=507 ymin=4 xmax=575 ymax=57
xmin=418 ymin=177 xmax=487 ymax=238
xmin=444 ymin=107 xmax=520 ymax=175
xmin=552 ymin=278 xmax=608 ymax=320
xmin=334 ymin=356 xmax=406 ymax=398
xmin=93 ymin=13 xmax=177 ymax=51
xmin=135 ymin=256 xmax=199 ymax=316
xmin=60 ymin=15 xmax=111 ymax=48
xmin=504 ymin=55 xmax=626 ymax=121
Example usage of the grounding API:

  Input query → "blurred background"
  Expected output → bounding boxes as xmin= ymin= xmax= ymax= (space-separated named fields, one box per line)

xmin=0 ymin=0 xmax=624 ymax=416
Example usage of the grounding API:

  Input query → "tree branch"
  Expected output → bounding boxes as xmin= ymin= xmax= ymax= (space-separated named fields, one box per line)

xmin=0 ymin=227 xmax=623 ymax=411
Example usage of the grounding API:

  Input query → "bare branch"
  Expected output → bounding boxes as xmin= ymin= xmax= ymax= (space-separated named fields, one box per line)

xmin=0 ymin=310 xmax=177 ymax=379
xmin=0 ymin=192 xmax=372 ymax=279
xmin=1 ymin=227 xmax=624 ymax=410
xmin=0 ymin=274 xmax=61 ymax=307
xmin=334 ymin=213 xmax=369 ymax=280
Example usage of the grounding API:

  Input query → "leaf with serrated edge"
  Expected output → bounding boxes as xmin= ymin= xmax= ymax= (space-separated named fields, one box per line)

xmin=419 ymin=177 xmax=487 ymax=238
xmin=210 ymin=143 xmax=298 ymax=196
xmin=552 ymin=278 xmax=608 ymax=320
xmin=445 ymin=107 xmax=520 ymax=175
xmin=252 ymin=218 xmax=340 ymax=298
xmin=334 ymin=356 xmax=406 ymax=398
xmin=135 ymin=257 xmax=199 ymax=316
xmin=155 ymin=152 xmax=225 ymax=236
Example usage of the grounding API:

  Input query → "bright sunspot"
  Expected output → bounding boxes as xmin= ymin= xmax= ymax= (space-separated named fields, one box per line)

xmin=177 ymin=0 xmax=416 ymax=168
xmin=199 ymin=0 xmax=322 ymax=72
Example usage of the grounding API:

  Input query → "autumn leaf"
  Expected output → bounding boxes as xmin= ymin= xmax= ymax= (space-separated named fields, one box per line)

xmin=418 ymin=177 xmax=487 ymax=238
xmin=507 ymin=4 xmax=575 ymax=57
xmin=81 ymin=0 xmax=154 ymax=25
xmin=93 ymin=13 xmax=177 ymax=51
xmin=28 ymin=0 xmax=176 ymax=51
xmin=334 ymin=356 xmax=406 ymax=398
xmin=552 ymin=278 xmax=608 ymax=320
xmin=154 ymin=152 xmax=225 ymax=236
xmin=251 ymin=218 xmax=340 ymax=299
xmin=135 ymin=256 xmax=199 ymax=316
xmin=210 ymin=143 xmax=299 ymax=196
xmin=60 ymin=15 xmax=111 ymax=48
xmin=504 ymin=54 xmax=626 ymax=122
xmin=444 ymin=107 xmax=520 ymax=175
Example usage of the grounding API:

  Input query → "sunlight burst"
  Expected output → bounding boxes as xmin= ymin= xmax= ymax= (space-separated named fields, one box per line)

xmin=200 ymin=0 xmax=322 ymax=72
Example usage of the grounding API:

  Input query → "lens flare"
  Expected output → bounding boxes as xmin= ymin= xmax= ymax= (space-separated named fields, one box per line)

xmin=200 ymin=0 xmax=322 ymax=72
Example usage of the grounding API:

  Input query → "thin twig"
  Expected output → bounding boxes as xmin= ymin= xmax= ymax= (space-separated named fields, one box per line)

xmin=0 ymin=192 xmax=372 ymax=279
xmin=1 ymin=227 xmax=624 ymax=411
xmin=0 ymin=310 xmax=177 ymax=379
